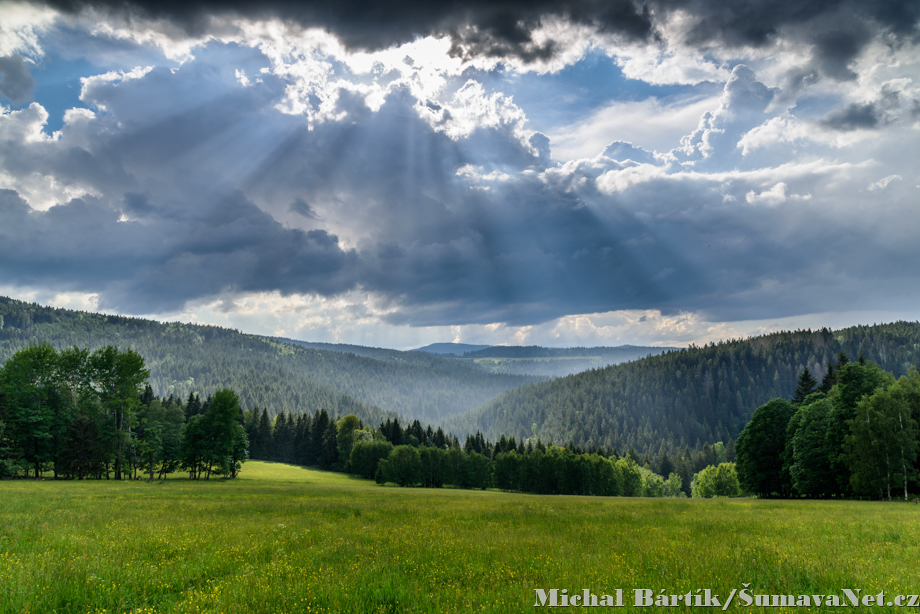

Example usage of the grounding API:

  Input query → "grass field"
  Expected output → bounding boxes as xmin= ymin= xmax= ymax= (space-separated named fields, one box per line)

xmin=2 ymin=462 xmax=918 ymax=613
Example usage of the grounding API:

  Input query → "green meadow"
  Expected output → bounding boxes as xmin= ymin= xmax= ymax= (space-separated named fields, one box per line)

xmin=2 ymin=462 xmax=918 ymax=614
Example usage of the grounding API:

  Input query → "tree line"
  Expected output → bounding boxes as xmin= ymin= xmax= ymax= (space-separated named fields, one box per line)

xmin=244 ymin=406 xmax=740 ymax=498
xmin=0 ymin=343 xmax=247 ymax=480
xmin=735 ymin=353 xmax=920 ymax=500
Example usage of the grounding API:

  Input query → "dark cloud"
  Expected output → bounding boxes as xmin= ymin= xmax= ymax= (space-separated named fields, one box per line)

xmin=289 ymin=197 xmax=321 ymax=220
xmin=36 ymin=0 xmax=918 ymax=84
xmin=38 ymin=0 xmax=653 ymax=57
xmin=819 ymin=83 xmax=906 ymax=131
xmin=820 ymin=102 xmax=880 ymax=130
xmin=0 ymin=189 xmax=359 ymax=313
xmin=0 ymin=55 xmax=36 ymax=105
xmin=446 ymin=0 xmax=652 ymax=62
xmin=3 ymin=35 xmax=918 ymax=327
xmin=661 ymin=0 xmax=919 ymax=84
xmin=812 ymin=25 xmax=872 ymax=81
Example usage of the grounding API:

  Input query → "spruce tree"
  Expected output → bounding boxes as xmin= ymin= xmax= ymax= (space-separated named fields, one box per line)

xmin=658 ymin=450 xmax=675 ymax=477
xmin=274 ymin=412 xmax=295 ymax=463
xmin=310 ymin=409 xmax=329 ymax=464
xmin=140 ymin=384 xmax=156 ymax=407
xmin=389 ymin=418 xmax=403 ymax=446
xmin=792 ymin=367 xmax=818 ymax=405
xmin=257 ymin=408 xmax=272 ymax=461
xmin=297 ymin=413 xmax=313 ymax=465
xmin=819 ymin=361 xmax=836 ymax=393
xmin=434 ymin=427 xmax=447 ymax=449
xmin=185 ymin=392 xmax=202 ymax=421
xmin=321 ymin=420 xmax=338 ymax=469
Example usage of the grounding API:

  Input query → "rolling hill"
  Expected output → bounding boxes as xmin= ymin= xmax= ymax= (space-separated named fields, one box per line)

xmin=7 ymin=296 xmax=918 ymax=460
xmin=0 ymin=297 xmax=538 ymax=425
xmin=443 ymin=322 xmax=920 ymax=455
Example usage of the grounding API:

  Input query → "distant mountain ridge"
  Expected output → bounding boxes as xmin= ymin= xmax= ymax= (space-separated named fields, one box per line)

xmin=440 ymin=343 xmax=677 ymax=377
xmin=462 ymin=345 xmax=668 ymax=359
xmin=413 ymin=342 xmax=492 ymax=355
xmin=267 ymin=337 xmax=482 ymax=370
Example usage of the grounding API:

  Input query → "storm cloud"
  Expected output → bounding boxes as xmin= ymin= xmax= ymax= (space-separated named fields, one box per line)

xmin=31 ymin=0 xmax=920 ymax=77
xmin=0 ymin=54 xmax=35 ymax=103
xmin=1 ymin=0 xmax=919 ymax=344
xmin=2 ymin=47 xmax=918 ymax=325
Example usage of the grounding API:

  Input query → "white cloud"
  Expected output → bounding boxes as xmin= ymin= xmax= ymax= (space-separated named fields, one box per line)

xmin=0 ymin=1 xmax=55 ymax=59
xmin=548 ymin=95 xmax=719 ymax=159
xmin=0 ymin=101 xmax=53 ymax=143
xmin=79 ymin=65 xmax=155 ymax=110
xmin=0 ymin=104 xmax=105 ymax=210
xmin=868 ymin=174 xmax=902 ymax=191
xmin=433 ymin=80 xmax=530 ymax=145
xmin=613 ymin=44 xmax=728 ymax=87
xmin=456 ymin=164 xmax=512 ymax=184
xmin=745 ymin=182 xmax=787 ymax=206
xmin=85 ymin=12 xmax=217 ymax=63
xmin=596 ymin=163 xmax=668 ymax=194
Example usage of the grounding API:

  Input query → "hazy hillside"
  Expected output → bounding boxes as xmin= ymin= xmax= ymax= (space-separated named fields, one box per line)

xmin=271 ymin=338 xmax=491 ymax=373
xmin=0 ymin=297 xmax=538 ymax=424
xmin=278 ymin=339 xmax=676 ymax=379
xmin=458 ymin=345 xmax=676 ymax=377
xmin=413 ymin=342 xmax=492 ymax=355
xmin=443 ymin=322 xmax=920 ymax=455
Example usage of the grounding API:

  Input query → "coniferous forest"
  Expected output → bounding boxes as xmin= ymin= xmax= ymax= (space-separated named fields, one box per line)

xmin=446 ymin=323 xmax=920 ymax=456
xmin=0 ymin=338 xmax=725 ymax=498
xmin=0 ymin=296 xmax=538 ymax=425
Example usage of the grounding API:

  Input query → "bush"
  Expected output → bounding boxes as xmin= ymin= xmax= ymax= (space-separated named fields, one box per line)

xmin=381 ymin=445 xmax=422 ymax=487
xmin=692 ymin=463 xmax=741 ymax=498
xmin=614 ymin=456 xmax=643 ymax=497
xmin=349 ymin=440 xmax=393 ymax=480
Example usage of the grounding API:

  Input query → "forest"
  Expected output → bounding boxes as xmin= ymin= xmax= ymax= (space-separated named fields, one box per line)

xmin=0 ymin=339 xmax=733 ymax=498
xmin=3 ymin=295 xmax=919 ymax=500
xmin=0 ymin=296 xmax=537 ymax=425
xmin=446 ymin=322 xmax=920 ymax=456
xmin=3 ymin=337 xmax=917 ymax=501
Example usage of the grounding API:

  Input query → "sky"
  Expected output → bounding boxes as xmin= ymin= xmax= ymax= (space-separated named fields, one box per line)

xmin=0 ymin=0 xmax=918 ymax=350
